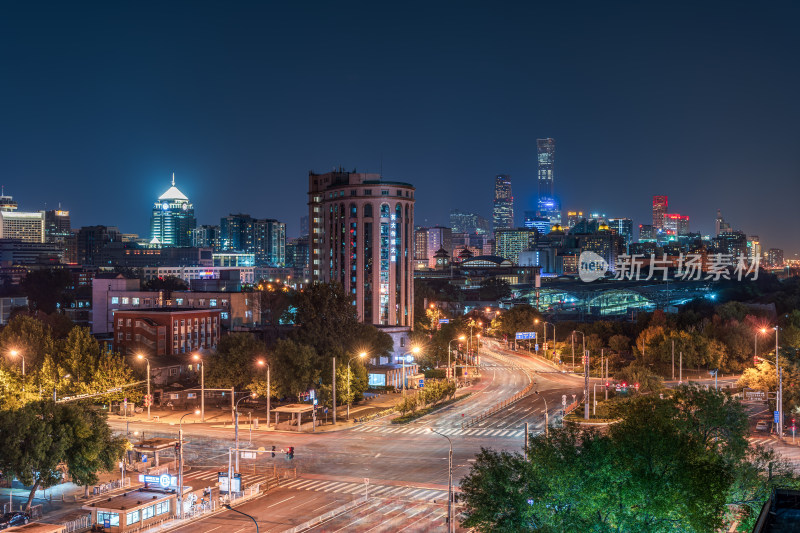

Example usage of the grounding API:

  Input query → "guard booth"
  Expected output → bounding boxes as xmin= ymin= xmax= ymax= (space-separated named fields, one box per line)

xmin=82 ymin=488 xmax=176 ymax=532
xmin=131 ymin=438 xmax=179 ymax=470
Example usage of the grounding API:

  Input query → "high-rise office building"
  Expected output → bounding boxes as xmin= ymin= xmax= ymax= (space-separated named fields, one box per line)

xmin=537 ymin=138 xmax=555 ymax=200
xmin=417 ymin=227 xmax=452 ymax=268
xmin=713 ymin=231 xmax=747 ymax=257
xmin=747 ymin=236 xmax=761 ymax=264
xmin=150 ymin=174 xmax=196 ymax=247
xmin=44 ymin=209 xmax=71 ymax=244
xmin=652 ymin=196 xmax=668 ymax=230
xmin=450 ymin=210 xmax=489 ymax=235
xmin=219 ymin=214 xmax=285 ymax=266
xmin=300 ymin=215 xmax=309 ymax=236
xmin=0 ymin=194 xmax=44 ymax=243
xmin=715 ymin=209 xmax=732 ymax=236
xmin=308 ymin=169 xmax=414 ymax=327
xmin=566 ymin=211 xmax=584 ymax=229
xmin=608 ymin=218 xmax=633 ymax=248
xmin=768 ymin=248 xmax=784 ymax=267
xmin=192 ymin=225 xmax=220 ymax=249
xmin=523 ymin=211 xmax=551 ymax=235
xmin=495 ymin=228 xmax=537 ymax=265
xmin=492 ymin=175 xmax=513 ymax=230
xmin=663 ymin=214 xmax=690 ymax=235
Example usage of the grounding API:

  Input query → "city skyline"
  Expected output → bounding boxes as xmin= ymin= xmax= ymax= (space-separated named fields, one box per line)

xmin=1 ymin=2 xmax=799 ymax=255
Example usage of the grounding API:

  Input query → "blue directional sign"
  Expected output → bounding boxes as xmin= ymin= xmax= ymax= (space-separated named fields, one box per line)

xmin=515 ymin=332 xmax=536 ymax=340
xmin=775 ymin=411 xmax=780 ymax=424
xmin=419 ymin=379 xmax=424 ymax=388
xmin=104 ymin=519 xmax=110 ymax=528
xmin=439 ymin=319 xmax=450 ymax=324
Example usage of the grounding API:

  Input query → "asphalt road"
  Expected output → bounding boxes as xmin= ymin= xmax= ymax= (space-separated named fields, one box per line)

xmin=111 ymin=342 xmax=591 ymax=529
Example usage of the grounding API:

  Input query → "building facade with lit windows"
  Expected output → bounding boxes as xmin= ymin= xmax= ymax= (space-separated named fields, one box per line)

xmin=495 ymin=228 xmax=537 ymax=265
xmin=112 ymin=307 xmax=221 ymax=356
xmin=308 ymin=169 xmax=415 ymax=327
xmin=150 ymin=175 xmax=196 ymax=247
xmin=492 ymin=174 xmax=513 ymax=230
xmin=652 ymin=195 xmax=668 ymax=230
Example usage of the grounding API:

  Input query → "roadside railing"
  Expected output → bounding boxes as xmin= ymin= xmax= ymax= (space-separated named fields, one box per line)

xmin=93 ymin=477 xmax=130 ymax=495
xmin=462 ymin=378 xmax=535 ymax=429
xmin=62 ymin=514 xmax=91 ymax=533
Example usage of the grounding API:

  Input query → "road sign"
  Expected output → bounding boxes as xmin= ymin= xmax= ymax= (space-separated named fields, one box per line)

xmin=534 ymin=344 xmax=539 ymax=351
xmin=241 ymin=451 xmax=256 ymax=460
xmin=744 ymin=390 xmax=767 ymax=401
xmin=515 ymin=332 xmax=536 ymax=340
xmin=419 ymin=379 xmax=424 ymax=388
xmin=104 ymin=519 xmax=110 ymax=528
xmin=775 ymin=411 xmax=780 ymax=424
xmin=138 ymin=474 xmax=177 ymax=488
xmin=439 ymin=319 xmax=450 ymax=324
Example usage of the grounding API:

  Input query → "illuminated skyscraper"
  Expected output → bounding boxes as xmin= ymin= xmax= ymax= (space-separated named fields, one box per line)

xmin=150 ymin=174 xmax=196 ymax=247
xmin=652 ymin=196 xmax=668 ymax=230
xmin=537 ymin=138 xmax=555 ymax=200
xmin=308 ymin=169 xmax=414 ymax=327
xmin=492 ymin=174 xmax=513 ymax=230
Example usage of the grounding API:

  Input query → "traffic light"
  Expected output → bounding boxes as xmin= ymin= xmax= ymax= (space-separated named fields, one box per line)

xmin=605 ymin=382 xmax=609 ymax=389
xmin=634 ymin=383 xmax=640 ymax=390
xmin=287 ymin=446 xmax=294 ymax=460
xmin=754 ymin=356 xmax=759 ymax=365
xmin=581 ymin=355 xmax=586 ymax=365
xmin=175 ymin=442 xmax=181 ymax=452
xmin=271 ymin=445 xmax=276 ymax=458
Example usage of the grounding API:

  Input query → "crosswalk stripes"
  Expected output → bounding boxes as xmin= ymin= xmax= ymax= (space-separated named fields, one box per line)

xmin=184 ymin=469 xmax=274 ymax=487
xmin=279 ymin=478 xmax=448 ymax=502
xmin=351 ymin=425 xmax=526 ymax=438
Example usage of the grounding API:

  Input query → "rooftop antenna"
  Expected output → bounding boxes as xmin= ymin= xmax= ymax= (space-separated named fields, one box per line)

xmin=380 ymin=154 xmax=383 ymax=180
xmin=172 ymin=172 xmax=175 ymax=187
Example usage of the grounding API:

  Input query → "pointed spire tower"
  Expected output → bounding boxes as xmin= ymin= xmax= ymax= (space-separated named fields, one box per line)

xmin=150 ymin=172 xmax=196 ymax=246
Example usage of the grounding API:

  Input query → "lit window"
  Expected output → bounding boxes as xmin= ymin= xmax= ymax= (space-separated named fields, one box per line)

xmin=126 ymin=510 xmax=140 ymax=525
xmin=132 ymin=298 xmax=140 ymax=305
xmin=97 ymin=512 xmax=119 ymax=527
xmin=111 ymin=297 xmax=119 ymax=305
xmin=121 ymin=297 xmax=129 ymax=304
xmin=210 ymin=299 xmax=217 ymax=306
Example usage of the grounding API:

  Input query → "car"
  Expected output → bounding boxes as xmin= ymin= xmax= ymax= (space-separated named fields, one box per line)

xmin=0 ymin=512 xmax=30 ymax=530
xmin=756 ymin=420 xmax=770 ymax=432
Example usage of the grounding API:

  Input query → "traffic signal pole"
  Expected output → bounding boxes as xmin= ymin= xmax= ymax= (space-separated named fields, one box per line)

xmin=584 ymin=351 xmax=590 ymax=420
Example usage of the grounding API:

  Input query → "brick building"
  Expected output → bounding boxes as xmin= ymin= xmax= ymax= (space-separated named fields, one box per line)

xmin=112 ymin=308 xmax=221 ymax=356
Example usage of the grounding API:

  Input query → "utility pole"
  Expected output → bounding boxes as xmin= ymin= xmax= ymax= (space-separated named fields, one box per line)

xmin=777 ymin=327 xmax=782 ymax=439
xmin=571 ymin=334 xmax=575 ymax=368
xmin=266 ymin=363 xmax=271 ymax=428
xmin=584 ymin=350 xmax=590 ymax=420
xmin=671 ymin=339 xmax=675 ymax=381
xmin=679 ymin=352 xmax=682 ymax=383
xmin=332 ymin=357 xmax=337 ymax=425
xmin=524 ymin=422 xmax=529 ymax=457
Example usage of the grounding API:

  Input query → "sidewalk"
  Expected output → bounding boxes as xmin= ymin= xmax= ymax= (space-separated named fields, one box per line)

xmin=110 ymin=390 xmax=408 ymax=434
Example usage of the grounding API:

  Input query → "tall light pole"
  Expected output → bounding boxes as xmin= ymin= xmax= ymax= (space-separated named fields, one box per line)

xmin=571 ymin=331 xmax=585 ymax=368
xmin=776 ymin=325 xmax=783 ymax=439
xmin=234 ymin=393 xmax=255 ymax=472
xmin=53 ymin=373 xmax=71 ymax=402
xmin=448 ymin=336 xmax=466 ymax=384
xmin=536 ymin=321 xmax=555 ymax=353
xmin=178 ymin=410 xmax=199 ymax=519
xmin=755 ymin=328 xmax=767 ymax=364
xmin=402 ymin=347 xmax=420 ymax=396
xmin=192 ymin=354 xmax=204 ymax=422
xmin=9 ymin=349 xmax=24 ymax=393
xmin=429 ymin=428 xmax=454 ymax=533
xmin=257 ymin=360 xmax=270 ymax=428
xmin=347 ymin=352 xmax=367 ymax=420
xmin=136 ymin=354 xmax=151 ymax=420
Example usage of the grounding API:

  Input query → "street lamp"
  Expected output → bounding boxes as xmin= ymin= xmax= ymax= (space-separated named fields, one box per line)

xmin=347 ymin=352 xmax=367 ymax=420
xmin=402 ymin=347 xmax=420 ymax=396
xmin=571 ymin=330 xmax=585 ymax=368
xmin=535 ymin=320 xmax=556 ymax=354
xmin=776 ymin=325 xmax=783 ymax=439
xmin=178 ymin=410 xmax=200 ymax=519
xmin=234 ymin=393 xmax=256 ymax=472
xmin=9 ymin=349 xmax=24 ymax=392
xmin=256 ymin=360 xmax=270 ymax=428
xmin=448 ymin=336 xmax=466 ymax=384
xmin=192 ymin=354 xmax=205 ymax=422
xmin=755 ymin=328 xmax=767 ymax=364
xmin=136 ymin=354 xmax=151 ymax=420
xmin=223 ymin=504 xmax=259 ymax=532
xmin=429 ymin=428 xmax=454 ymax=533
xmin=53 ymin=373 xmax=71 ymax=402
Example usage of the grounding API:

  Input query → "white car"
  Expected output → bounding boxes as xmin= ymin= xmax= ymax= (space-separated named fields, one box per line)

xmin=755 ymin=420 xmax=769 ymax=432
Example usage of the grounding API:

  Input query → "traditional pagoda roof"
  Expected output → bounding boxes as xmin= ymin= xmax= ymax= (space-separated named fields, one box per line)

xmin=158 ymin=173 xmax=189 ymax=201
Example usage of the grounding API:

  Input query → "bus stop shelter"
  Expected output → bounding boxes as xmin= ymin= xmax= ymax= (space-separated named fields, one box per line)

xmin=273 ymin=404 xmax=315 ymax=431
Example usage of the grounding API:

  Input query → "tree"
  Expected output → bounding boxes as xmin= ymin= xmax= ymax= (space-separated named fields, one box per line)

xmin=478 ymin=278 xmax=511 ymax=300
xmin=0 ymin=401 xmax=126 ymax=509
xmin=205 ymin=333 xmax=266 ymax=390
xmin=21 ymin=268 xmax=72 ymax=314
xmin=142 ymin=276 xmax=188 ymax=293
xmin=493 ymin=304 xmax=538 ymax=341
xmin=0 ymin=314 xmax=57 ymax=392
xmin=290 ymin=282 xmax=360 ymax=358
xmin=460 ymin=385 xmax=781 ymax=532
xmin=268 ymin=339 xmax=319 ymax=399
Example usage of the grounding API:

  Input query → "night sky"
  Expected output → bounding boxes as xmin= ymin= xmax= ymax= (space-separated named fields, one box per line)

xmin=1 ymin=2 xmax=798 ymax=255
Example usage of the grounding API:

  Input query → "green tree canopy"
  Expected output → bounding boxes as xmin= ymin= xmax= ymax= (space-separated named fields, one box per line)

xmin=205 ymin=333 xmax=266 ymax=390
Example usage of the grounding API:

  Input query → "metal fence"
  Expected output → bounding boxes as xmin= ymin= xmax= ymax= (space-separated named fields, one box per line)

xmin=62 ymin=514 xmax=91 ymax=533
xmin=93 ymin=477 xmax=130 ymax=495
xmin=462 ymin=379 xmax=535 ymax=429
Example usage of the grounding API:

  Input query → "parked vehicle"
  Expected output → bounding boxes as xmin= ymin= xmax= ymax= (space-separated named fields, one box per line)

xmin=756 ymin=420 xmax=770 ymax=432
xmin=0 ymin=512 xmax=30 ymax=529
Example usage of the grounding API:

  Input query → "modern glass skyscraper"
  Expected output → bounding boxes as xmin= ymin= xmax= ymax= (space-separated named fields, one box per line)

xmin=652 ymin=195 xmax=668 ymax=230
xmin=537 ymin=138 xmax=555 ymax=200
xmin=150 ymin=174 xmax=196 ymax=247
xmin=492 ymin=174 xmax=513 ymax=230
